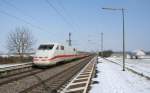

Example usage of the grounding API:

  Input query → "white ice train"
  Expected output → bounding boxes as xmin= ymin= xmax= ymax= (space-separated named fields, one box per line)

xmin=33 ymin=43 xmax=86 ymax=66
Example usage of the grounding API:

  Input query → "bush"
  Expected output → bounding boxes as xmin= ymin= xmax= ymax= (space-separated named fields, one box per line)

xmin=0 ymin=56 xmax=33 ymax=64
xmin=99 ymin=50 xmax=113 ymax=57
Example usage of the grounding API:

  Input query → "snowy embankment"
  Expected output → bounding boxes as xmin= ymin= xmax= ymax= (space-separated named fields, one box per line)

xmin=90 ymin=57 xmax=150 ymax=93
xmin=0 ymin=62 xmax=32 ymax=69
xmin=106 ymin=57 xmax=150 ymax=79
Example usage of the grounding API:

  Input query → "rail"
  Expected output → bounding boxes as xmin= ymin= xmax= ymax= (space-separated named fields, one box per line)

xmin=0 ymin=62 xmax=33 ymax=78
xmin=61 ymin=56 xmax=97 ymax=93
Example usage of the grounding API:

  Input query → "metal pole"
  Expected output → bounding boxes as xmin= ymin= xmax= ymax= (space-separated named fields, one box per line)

xmin=101 ymin=32 xmax=103 ymax=58
xmin=122 ymin=8 xmax=125 ymax=71
xmin=102 ymin=7 xmax=126 ymax=71
xmin=69 ymin=32 xmax=72 ymax=46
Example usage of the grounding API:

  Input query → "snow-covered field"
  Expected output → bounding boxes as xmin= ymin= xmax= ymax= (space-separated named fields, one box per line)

xmin=108 ymin=57 xmax=150 ymax=68
xmin=90 ymin=57 xmax=150 ymax=93
xmin=107 ymin=57 xmax=150 ymax=77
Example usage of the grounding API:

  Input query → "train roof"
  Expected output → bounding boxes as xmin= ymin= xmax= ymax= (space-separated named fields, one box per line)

xmin=39 ymin=42 xmax=70 ymax=47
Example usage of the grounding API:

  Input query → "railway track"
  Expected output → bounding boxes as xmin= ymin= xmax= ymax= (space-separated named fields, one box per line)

xmin=0 ymin=56 xmax=94 ymax=93
xmin=0 ymin=62 xmax=33 ymax=78
xmin=0 ymin=68 xmax=43 ymax=86
xmin=0 ymin=62 xmax=47 ymax=86
xmin=19 ymin=56 xmax=94 ymax=93
xmin=60 ymin=56 xmax=97 ymax=93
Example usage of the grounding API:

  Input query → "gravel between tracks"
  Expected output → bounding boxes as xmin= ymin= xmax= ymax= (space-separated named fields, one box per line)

xmin=0 ymin=57 xmax=92 ymax=93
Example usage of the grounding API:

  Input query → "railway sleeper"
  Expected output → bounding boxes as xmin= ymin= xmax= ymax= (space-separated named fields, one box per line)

xmin=60 ymin=56 xmax=97 ymax=93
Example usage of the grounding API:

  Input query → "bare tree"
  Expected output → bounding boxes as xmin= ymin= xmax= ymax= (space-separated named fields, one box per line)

xmin=7 ymin=27 xmax=35 ymax=61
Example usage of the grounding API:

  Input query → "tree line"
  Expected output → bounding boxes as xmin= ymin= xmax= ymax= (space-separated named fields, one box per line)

xmin=99 ymin=50 xmax=113 ymax=57
xmin=1 ymin=26 xmax=36 ymax=63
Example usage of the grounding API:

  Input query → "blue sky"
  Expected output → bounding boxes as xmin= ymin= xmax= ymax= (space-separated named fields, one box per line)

xmin=0 ymin=0 xmax=150 ymax=52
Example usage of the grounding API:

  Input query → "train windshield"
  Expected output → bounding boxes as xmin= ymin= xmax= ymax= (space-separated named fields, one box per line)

xmin=38 ymin=44 xmax=54 ymax=50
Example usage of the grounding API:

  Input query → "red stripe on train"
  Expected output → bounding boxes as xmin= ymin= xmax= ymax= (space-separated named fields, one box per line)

xmin=48 ymin=54 xmax=78 ymax=61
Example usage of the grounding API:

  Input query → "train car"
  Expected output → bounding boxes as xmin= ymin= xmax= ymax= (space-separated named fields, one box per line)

xmin=33 ymin=43 xmax=81 ymax=66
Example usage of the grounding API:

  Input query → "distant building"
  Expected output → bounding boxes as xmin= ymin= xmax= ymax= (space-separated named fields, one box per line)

xmin=111 ymin=50 xmax=150 ymax=59
xmin=126 ymin=53 xmax=132 ymax=59
xmin=133 ymin=49 xmax=146 ymax=59
xmin=130 ymin=49 xmax=150 ymax=59
xmin=136 ymin=50 xmax=145 ymax=56
xmin=111 ymin=51 xmax=142 ymax=59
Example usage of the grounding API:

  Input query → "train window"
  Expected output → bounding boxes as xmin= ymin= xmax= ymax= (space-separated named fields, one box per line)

xmin=38 ymin=44 xmax=54 ymax=50
xmin=73 ymin=48 xmax=76 ymax=51
xmin=61 ymin=46 xmax=64 ymax=50
xmin=56 ymin=46 xmax=59 ymax=50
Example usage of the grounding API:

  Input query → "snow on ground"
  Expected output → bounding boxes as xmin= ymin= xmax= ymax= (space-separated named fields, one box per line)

xmin=0 ymin=64 xmax=21 ymax=68
xmin=107 ymin=57 xmax=150 ymax=77
xmin=90 ymin=58 xmax=150 ymax=93
xmin=0 ymin=62 xmax=32 ymax=68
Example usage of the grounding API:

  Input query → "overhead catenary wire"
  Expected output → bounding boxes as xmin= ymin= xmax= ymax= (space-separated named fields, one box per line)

xmin=45 ymin=0 xmax=77 ymax=32
xmin=0 ymin=9 xmax=44 ymax=31
xmin=1 ymin=0 xmax=37 ymax=22
xmin=56 ymin=0 xmax=79 ymax=31
xmin=56 ymin=0 xmax=78 ymax=45
xmin=1 ymin=0 xmax=55 ymax=34
xmin=0 ymin=9 xmax=58 ymax=39
xmin=0 ymin=6 xmax=59 ymax=38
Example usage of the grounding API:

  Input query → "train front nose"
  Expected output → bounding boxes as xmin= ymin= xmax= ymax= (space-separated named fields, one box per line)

xmin=33 ymin=57 xmax=50 ymax=66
